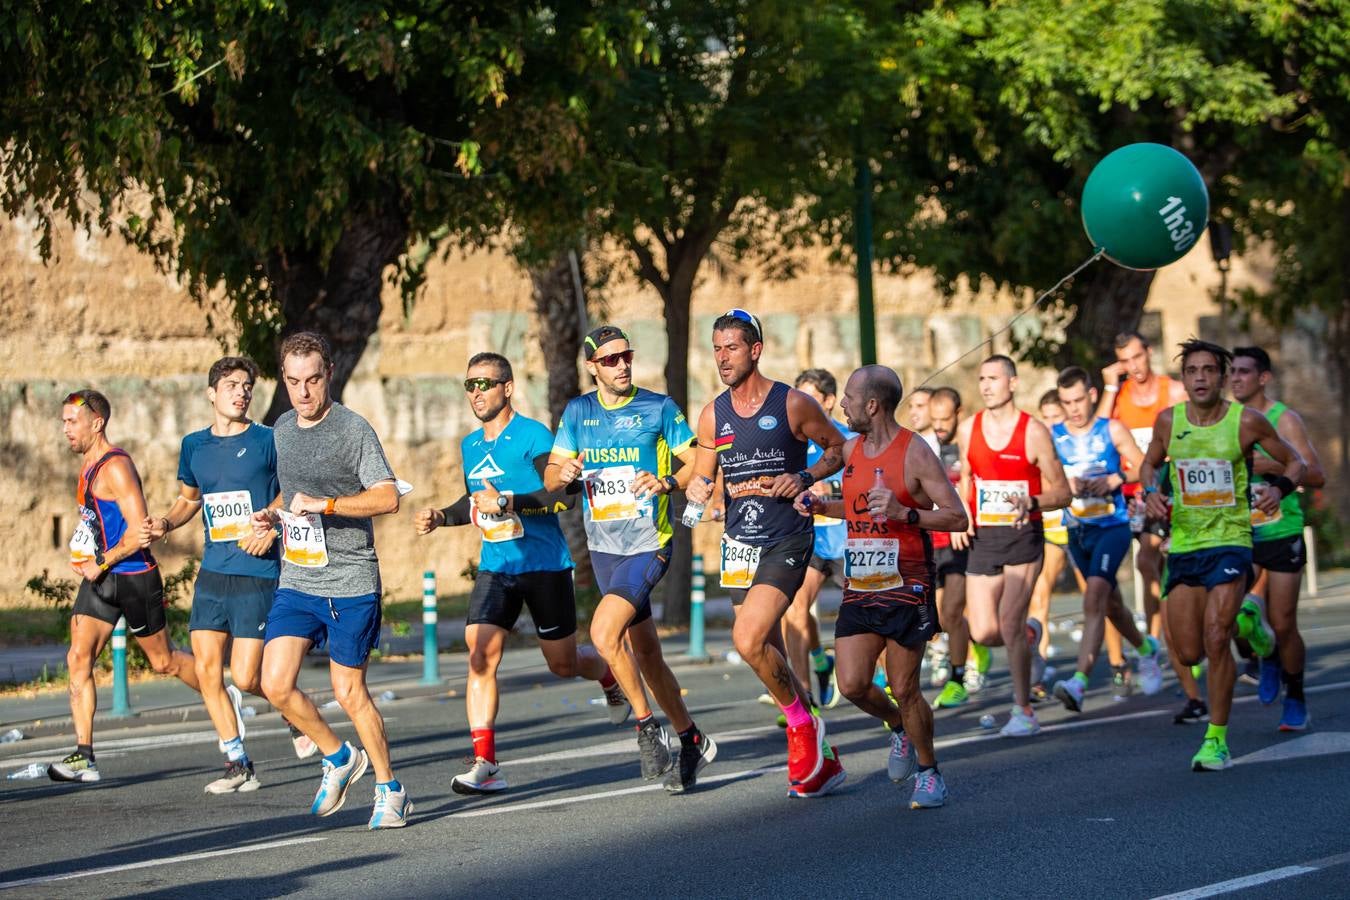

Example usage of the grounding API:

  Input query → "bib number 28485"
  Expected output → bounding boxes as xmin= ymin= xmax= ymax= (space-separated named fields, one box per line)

xmin=720 ymin=537 xmax=762 ymax=589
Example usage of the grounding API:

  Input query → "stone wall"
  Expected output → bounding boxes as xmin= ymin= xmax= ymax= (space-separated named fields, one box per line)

xmin=2 ymin=215 xmax=1343 ymax=605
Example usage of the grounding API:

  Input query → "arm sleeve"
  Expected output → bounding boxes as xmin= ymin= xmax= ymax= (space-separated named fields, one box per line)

xmin=441 ymin=494 xmax=473 ymax=526
xmin=513 ymin=453 xmax=576 ymax=516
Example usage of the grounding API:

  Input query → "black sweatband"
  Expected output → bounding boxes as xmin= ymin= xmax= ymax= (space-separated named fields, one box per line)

xmin=1268 ymin=476 xmax=1296 ymax=499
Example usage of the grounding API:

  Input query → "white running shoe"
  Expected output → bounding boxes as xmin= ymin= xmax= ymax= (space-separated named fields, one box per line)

xmin=452 ymin=757 xmax=508 ymax=795
xmin=1053 ymin=677 xmax=1086 ymax=713
xmin=1136 ymin=637 xmax=1164 ymax=696
xmin=603 ymin=684 xmax=632 ymax=726
xmin=205 ymin=760 xmax=261 ymax=794
xmin=963 ymin=667 xmax=987 ymax=694
xmin=999 ymin=706 xmax=1041 ymax=738
xmin=311 ymin=743 xmax=368 ymax=816
xmin=369 ymin=783 xmax=413 ymax=828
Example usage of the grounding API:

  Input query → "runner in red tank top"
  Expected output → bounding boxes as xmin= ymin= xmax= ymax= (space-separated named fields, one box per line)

xmin=798 ymin=365 xmax=966 ymax=809
xmin=954 ymin=356 xmax=1069 ymax=738
xmin=1097 ymin=330 xmax=1202 ymax=719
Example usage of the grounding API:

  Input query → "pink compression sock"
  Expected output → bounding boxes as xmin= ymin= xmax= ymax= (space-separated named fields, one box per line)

xmin=779 ymin=695 xmax=813 ymax=729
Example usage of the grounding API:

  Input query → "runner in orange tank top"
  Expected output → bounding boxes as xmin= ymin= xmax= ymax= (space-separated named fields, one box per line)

xmin=797 ymin=365 xmax=965 ymax=809
xmin=1097 ymin=331 xmax=1204 ymax=721
xmin=954 ymin=356 xmax=1069 ymax=738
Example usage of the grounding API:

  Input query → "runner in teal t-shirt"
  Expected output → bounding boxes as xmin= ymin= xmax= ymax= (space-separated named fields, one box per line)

xmin=546 ymin=324 xmax=715 ymax=794
xmin=414 ymin=351 xmax=617 ymax=797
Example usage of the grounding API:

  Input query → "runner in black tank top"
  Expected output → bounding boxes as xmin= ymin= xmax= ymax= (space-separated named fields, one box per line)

xmin=686 ymin=310 xmax=847 ymax=798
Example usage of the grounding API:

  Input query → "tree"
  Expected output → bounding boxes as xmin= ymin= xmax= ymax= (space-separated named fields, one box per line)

xmin=805 ymin=0 xmax=1290 ymax=368
xmin=0 ymin=1 xmax=634 ymax=420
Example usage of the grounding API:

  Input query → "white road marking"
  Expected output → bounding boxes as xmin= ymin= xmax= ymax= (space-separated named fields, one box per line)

xmin=1150 ymin=865 xmax=1318 ymax=899
xmin=0 ymin=836 xmax=327 ymax=891
xmin=507 ymin=724 xmax=775 ymax=766
xmin=1232 ymin=731 xmax=1350 ymax=766
xmin=451 ymin=765 xmax=786 ymax=818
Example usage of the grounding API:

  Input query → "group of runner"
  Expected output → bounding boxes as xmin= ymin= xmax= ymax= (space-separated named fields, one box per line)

xmin=48 ymin=314 xmax=1323 ymax=823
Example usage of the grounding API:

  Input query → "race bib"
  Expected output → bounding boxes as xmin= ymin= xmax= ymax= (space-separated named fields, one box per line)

xmin=203 ymin=490 xmax=254 ymax=543
xmin=1176 ymin=458 xmax=1235 ymax=508
xmin=584 ymin=465 xmax=640 ymax=522
xmin=473 ymin=498 xmax=524 ymax=544
xmin=720 ymin=536 xmax=762 ymax=589
xmin=1129 ymin=427 xmax=1154 ymax=455
xmin=844 ymin=538 xmax=903 ymax=592
xmin=278 ymin=510 xmax=328 ymax=568
xmin=1249 ymin=483 xmax=1283 ymax=528
xmin=975 ymin=478 xmax=1029 ymax=527
xmin=1064 ymin=463 xmax=1113 ymax=520
xmin=69 ymin=518 xmax=97 ymax=564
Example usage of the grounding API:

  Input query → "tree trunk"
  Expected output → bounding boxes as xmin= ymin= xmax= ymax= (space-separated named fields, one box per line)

xmin=528 ymin=251 xmax=593 ymax=592
xmin=260 ymin=209 xmax=407 ymax=424
xmin=1055 ymin=262 xmax=1156 ymax=371
xmin=660 ymin=269 xmax=696 ymax=627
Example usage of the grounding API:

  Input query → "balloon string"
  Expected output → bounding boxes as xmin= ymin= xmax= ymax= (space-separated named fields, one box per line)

xmin=915 ymin=248 xmax=1105 ymax=390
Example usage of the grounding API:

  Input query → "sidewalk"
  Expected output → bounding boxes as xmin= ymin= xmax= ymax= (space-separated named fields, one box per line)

xmin=4 ymin=570 xmax=1348 ymax=736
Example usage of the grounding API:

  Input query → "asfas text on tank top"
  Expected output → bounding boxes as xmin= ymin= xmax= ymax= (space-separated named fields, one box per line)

xmin=841 ymin=429 xmax=933 ymax=603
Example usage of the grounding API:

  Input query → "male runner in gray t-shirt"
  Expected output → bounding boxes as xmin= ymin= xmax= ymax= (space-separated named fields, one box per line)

xmin=252 ymin=331 xmax=411 ymax=829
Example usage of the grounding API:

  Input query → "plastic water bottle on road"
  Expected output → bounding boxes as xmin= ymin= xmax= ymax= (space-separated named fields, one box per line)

xmin=0 ymin=728 xmax=23 ymax=744
xmin=8 ymin=763 xmax=47 ymax=780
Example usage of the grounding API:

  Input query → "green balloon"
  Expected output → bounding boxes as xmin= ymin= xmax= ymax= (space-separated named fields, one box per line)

xmin=1081 ymin=143 xmax=1209 ymax=270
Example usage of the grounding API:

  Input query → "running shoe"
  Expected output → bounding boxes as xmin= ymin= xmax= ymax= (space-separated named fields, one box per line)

xmin=604 ymin=683 xmax=632 ymax=726
xmin=1190 ymin=663 xmax=1205 ymax=681
xmin=999 ymin=706 xmax=1040 ymax=738
xmin=1173 ymin=697 xmax=1209 ymax=724
xmin=1236 ymin=595 xmax=1276 ymax=660
xmin=927 ymin=637 xmax=951 ymax=688
xmin=816 ymin=654 xmax=840 ymax=709
xmin=967 ymin=642 xmax=991 ymax=694
xmin=757 ymin=692 xmax=777 ymax=706
xmin=452 ymin=757 xmax=508 ymax=794
xmin=311 ymin=743 xmax=369 ymax=816
xmin=288 ymin=720 xmax=319 ymax=759
xmin=1111 ymin=665 xmax=1133 ymax=702
xmin=1027 ymin=621 xmax=1046 ymax=687
xmin=1258 ymin=657 xmax=1282 ymax=705
xmin=1238 ymin=657 xmax=1261 ymax=686
xmin=1053 ymin=677 xmax=1085 ymax=713
xmin=663 ymin=731 xmax=718 ymax=794
xmin=909 ymin=769 xmax=948 ymax=809
xmin=637 ymin=719 xmax=674 ymax=780
xmin=48 ymin=750 xmax=100 ymax=783
xmin=787 ymin=751 xmax=845 ymax=799
xmin=1029 ymin=682 xmax=1049 ymax=704
xmin=786 ymin=713 xmax=827 ymax=785
xmin=932 ymin=681 xmax=968 ymax=709
xmin=368 ymin=783 xmax=413 ymax=829
xmin=205 ymin=760 xmax=261 ymax=794
xmin=1278 ymin=698 xmax=1310 ymax=732
xmin=887 ymin=729 xmax=917 ymax=783
xmin=1190 ymin=736 xmax=1231 ymax=772
xmin=1137 ymin=636 xmax=1164 ymax=696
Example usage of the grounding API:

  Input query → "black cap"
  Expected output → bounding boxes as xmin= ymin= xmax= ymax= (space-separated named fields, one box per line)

xmin=583 ymin=325 xmax=629 ymax=359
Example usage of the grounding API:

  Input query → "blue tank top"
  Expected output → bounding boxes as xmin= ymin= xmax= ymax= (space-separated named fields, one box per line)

xmin=78 ymin=450 xmax=156 ymax=574
xmin=714 ymin=381 xmax=811 ymax=545
xmin=1051 ymin=418 xmax=1128 ymax=528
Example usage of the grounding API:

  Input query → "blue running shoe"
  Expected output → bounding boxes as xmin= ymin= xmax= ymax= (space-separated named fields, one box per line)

xmin=369 ymin=783 xmax=413 ymax=829
xmin=1258 ymin=657 xmax=1282 ymax=705
xmin=311 ymin=742 xmax=369 ymax=816
xmin=1278 ymin=698 xmax=1310 ymax=732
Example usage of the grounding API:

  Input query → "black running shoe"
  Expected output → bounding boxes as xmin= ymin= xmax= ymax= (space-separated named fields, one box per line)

xmin=663 ymin=732 xmax=719 ymax=794
xmin=636 ymin=720 xmax=673 ymax=780
xmin=1173 ymin=698 xmax=1210 ymax=725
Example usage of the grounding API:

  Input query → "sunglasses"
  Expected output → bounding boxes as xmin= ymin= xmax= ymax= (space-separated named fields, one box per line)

xmin=722 ymin=308 xmax=762 ymax=342
xmin=464 ymin=377 xmax=507 ymax=393
xmin=592 ymin=350 xmax=634 ymax=368
xmin=64 ymin=393 xmax=86 ymax=407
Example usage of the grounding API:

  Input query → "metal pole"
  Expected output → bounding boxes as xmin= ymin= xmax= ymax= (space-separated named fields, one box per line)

xmin=110 ymin=615 xmax=132 ymax=717
xmin=421 ymin=570 xmax=440 ymax=684
xmin=1131 ymin=538 xmax=1145 ymax=617
xmin=686 ymin=554 xmax=707 ymax=660
xmin=854 ymin=137 xmax=877 ymax=366
xmin=1304 ymin=525 xmax=1318 ymax=598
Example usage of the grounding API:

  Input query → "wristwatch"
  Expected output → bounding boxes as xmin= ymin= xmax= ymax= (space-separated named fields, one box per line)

xmin=796 ymin=470 xmax=816 ymax=489
xmin=496 ymin=495 xmax=509 ymax=513
xmin=905 ymin=507 xmax=920 ymax=526
xmin=662 ymin=474 xmax=679 ymax=493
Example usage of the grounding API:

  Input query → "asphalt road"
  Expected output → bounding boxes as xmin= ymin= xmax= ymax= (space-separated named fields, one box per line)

xmin=4 ymin=596 xmax=1350 ymax=899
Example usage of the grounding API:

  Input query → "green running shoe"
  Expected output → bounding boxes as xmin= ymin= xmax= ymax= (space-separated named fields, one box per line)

xmin=1190 ymin=736 xmax=1231 ymax=772
xmin=1236 ymin=596 xmax=1276 ymax=659
xmin=970 ymin=642 xmax=992 ymax=675
xmin=932 ymin=681 xmax=969 ymax=709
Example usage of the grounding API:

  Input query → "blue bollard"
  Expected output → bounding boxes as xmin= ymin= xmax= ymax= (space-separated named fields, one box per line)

xmin=110 ymin=615 xmax=132 ymax=717
xmin=421 ymin=570 xmax=440 ymax=684
xmin=686 ymin=554 xmax=707 ymax=660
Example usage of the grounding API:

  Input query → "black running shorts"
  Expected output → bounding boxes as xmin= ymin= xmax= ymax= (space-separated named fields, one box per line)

xmin=73 ymin=569 xmax=167 ymax=637
xmin=468 ymin=569 xmax=577 ymax=640
xmin=728 ymin=532 xmax=815 ymax=606
xmin=967 ymin=525 xmax=1044 ymax=576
